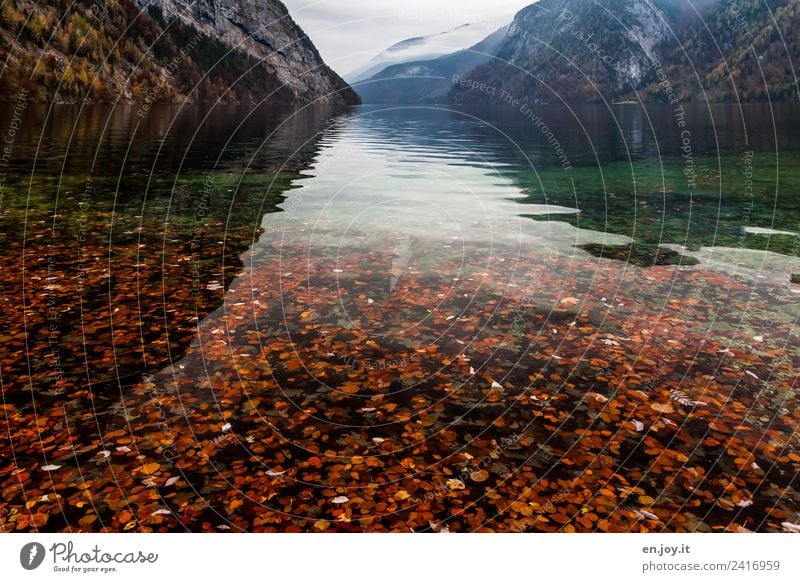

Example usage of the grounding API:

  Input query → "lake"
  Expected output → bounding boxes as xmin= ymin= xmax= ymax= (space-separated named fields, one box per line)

xmin=1 ymin=102 xmax=798 ymax=532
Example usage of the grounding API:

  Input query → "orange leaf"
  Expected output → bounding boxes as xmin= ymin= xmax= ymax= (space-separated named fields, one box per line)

xmin=29 ymin=513 xmax=48 ymax=529
xmin=470 ymin=470 xmax=489 ymax=483
xmin=651 ymin=403 xmax=674 ymax=414
xmin=550 ymin=512 xmax=571 ymax=524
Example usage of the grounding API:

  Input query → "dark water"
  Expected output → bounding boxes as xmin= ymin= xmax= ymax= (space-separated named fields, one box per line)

xmin=0 ymin=102 xmax=798 ymax=533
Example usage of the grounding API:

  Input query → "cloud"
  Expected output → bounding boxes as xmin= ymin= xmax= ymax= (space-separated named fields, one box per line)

xmin=282 ymin=0 xmax=534 ymax=75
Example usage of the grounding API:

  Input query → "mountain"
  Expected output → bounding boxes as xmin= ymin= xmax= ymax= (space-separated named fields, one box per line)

xmin=354 ymin=25 xmax=509 ymax=105
xmin=0 ymin=0 xmax=359 ymax=105
xmin=354 ymin=0 xmax=799 ymax=105
xmin=346 ymin=22 xmax=506 ymax=83
xmin=645 ymin=0 xmax=800 ymax=102
xmin=449 ymin=0 xmax=688 ymax=104
xmin=450 ymin=0 xmax=800 ymax=104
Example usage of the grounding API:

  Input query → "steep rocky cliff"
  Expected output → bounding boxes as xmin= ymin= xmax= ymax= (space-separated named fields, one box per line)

xmin=357 ymin=0 xmax=799 ymax=105
xmin=449 ymin=0 xmax=682 ymax=104
xmin=0 ymin=0 xmax=359 ymax=105
xmin=450 ymin=0 xmax=799 ymax=104
xmin=133 ymin=0 xmax=358 ymax=105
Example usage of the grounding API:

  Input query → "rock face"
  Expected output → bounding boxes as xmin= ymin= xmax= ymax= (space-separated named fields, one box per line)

xmin=452 ymin=0 xmax=799 ymax=104
xmin=134 ymin=0 xmax=359 ymax=105
xmin=450 ymin=0 xmax=681 ymax=104
xmin=0 ymin=0 xmax=358 ymax=104
xmin=358 ymin=0 xmax=799 ymax=105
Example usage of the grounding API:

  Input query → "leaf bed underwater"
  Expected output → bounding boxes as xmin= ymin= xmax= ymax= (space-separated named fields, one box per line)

xmin=1 ymin=168 xmax=798 ymax=532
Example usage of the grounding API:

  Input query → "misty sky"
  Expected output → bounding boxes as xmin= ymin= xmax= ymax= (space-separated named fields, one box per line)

xmin=281 ymin=0 xmax=534 ymax=76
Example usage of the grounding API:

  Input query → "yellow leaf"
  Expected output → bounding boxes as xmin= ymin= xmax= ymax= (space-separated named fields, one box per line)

xmin=394 ymin=490 xmax=411 ymax=501
xmin=446 ymin=478 xmax=466 ymax=491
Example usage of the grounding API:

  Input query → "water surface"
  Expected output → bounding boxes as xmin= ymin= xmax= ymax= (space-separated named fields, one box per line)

xmin=1 ymin=102 xmax=798 ymax=533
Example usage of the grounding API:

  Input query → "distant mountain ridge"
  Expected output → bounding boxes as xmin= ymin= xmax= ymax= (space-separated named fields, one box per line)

xmin=353 ymin=25 xmax=509 ymax=105
xmin=346 ymin=21 xmax=508 ymax=83
xmin=0 ymin=0 xmax=360 ymax=105
xmin=356 ymin=0 xmax=800 ymax=104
